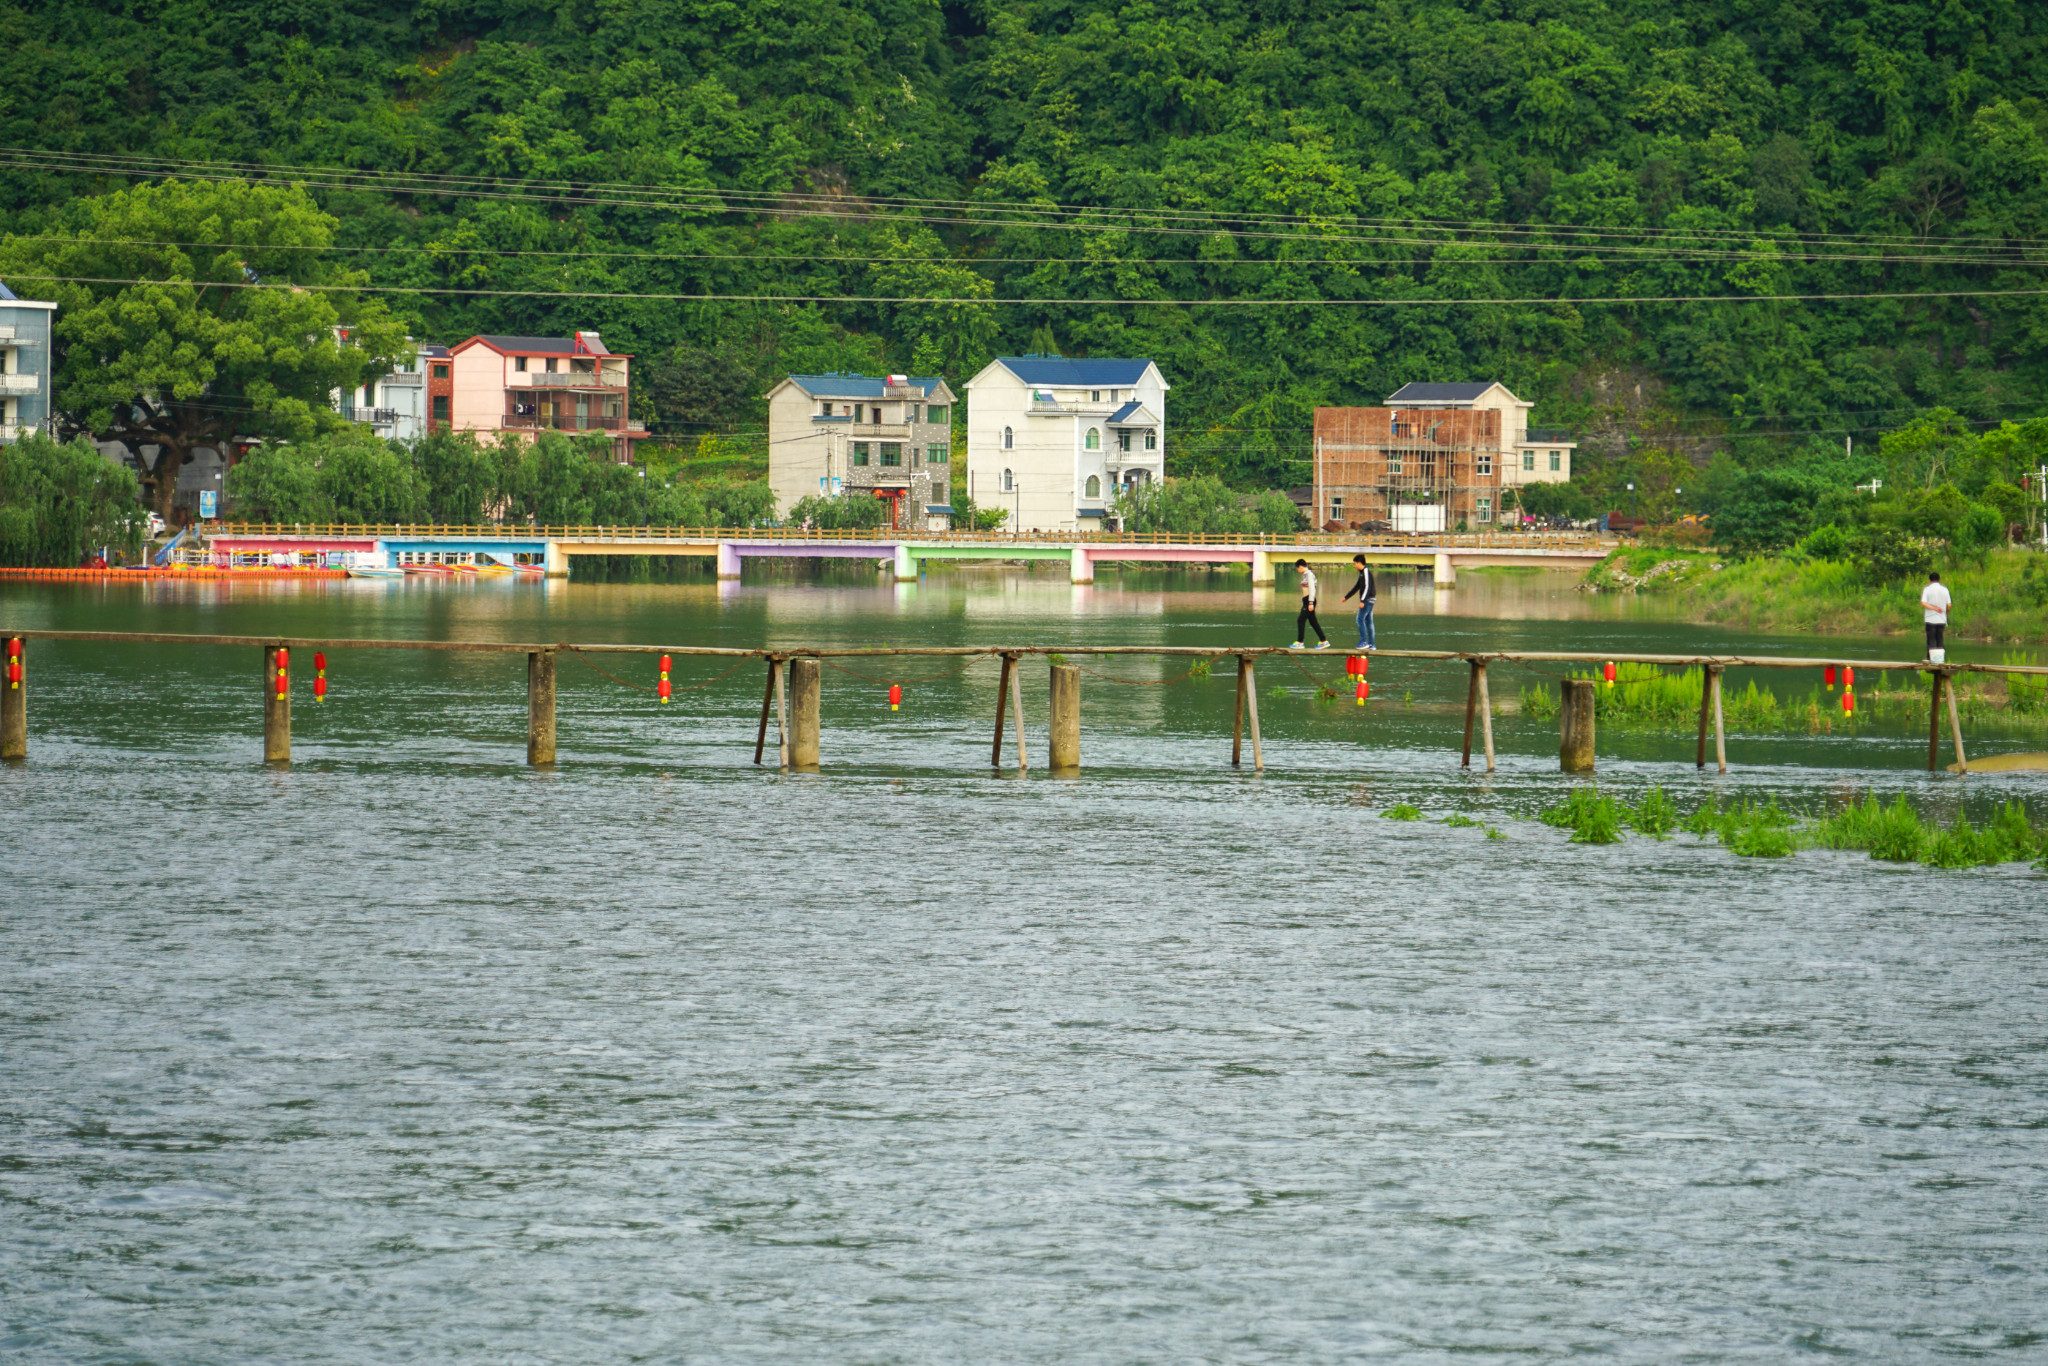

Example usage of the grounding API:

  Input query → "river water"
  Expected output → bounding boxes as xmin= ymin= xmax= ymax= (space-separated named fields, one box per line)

xmin=4 ymin=568 xmax=2045 ymax=1362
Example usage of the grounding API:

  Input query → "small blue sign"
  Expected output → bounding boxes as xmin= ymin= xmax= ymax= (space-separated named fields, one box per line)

xmin=198 ymin=491 xmax=218 ymax=520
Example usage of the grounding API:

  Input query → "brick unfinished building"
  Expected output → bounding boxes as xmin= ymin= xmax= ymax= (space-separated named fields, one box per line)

xmin=1311 ymin=406 xmax=1504 ymax=533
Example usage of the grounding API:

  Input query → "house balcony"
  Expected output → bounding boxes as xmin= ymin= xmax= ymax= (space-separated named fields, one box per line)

xmin=0 ymin=373 xmax=39 ymax=394
xmin=1028 ymin=397 xmax=1119 ymax=414
xmin=507 ymin=371 xmax=629 ymax=389
xmin=503 ymin=412 xmax=646 ymax=433
xmin=342 ymin=406 xmax=398 ymax=425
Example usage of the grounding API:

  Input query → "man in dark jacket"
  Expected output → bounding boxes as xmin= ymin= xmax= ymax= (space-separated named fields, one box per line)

xmin=1342 ymin=553 xmax=1376 ymax=650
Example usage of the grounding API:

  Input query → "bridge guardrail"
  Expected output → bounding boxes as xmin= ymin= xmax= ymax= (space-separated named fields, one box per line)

xmin=205 ymin=523 xmax=1608 ymax=551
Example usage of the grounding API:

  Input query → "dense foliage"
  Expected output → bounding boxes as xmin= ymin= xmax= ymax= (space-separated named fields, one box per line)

xmin=227 ymin=430 xmax=774 ymax=528
xmin=4 ymin=0 xmax=2047 ymax=488
xmin=0 ymin=180 xmax=407 ymax=518
xmin=0 ymin=433 xmax=144 ymax=565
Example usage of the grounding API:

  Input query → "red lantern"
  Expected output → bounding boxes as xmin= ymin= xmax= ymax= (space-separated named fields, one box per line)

xmin=275 ymin=646 xmax=289 ymax=670
xmin=272 ymin=646 xmax=289 ymax=700
xmin=1842 ymin=688 xmax=1855 ymax=714
xmin=1824 ymin=665 xmax=1836 ymax=689
xmin=4 ymin=637 xmax=19 ymax=657
xmin=1603 ymin=660 xmax=1617 ymax=686
xmin=313 ymin=651 xmax=327 ymax=702
xmin=1345 ymin=655 xmax=1360 ymax=676
xmin=1842 ymin=666 xmax=1854 ymax=690
xmin=889 ymin=684 xmax=902 ymax=711
xmin=1355 ymin=678 xmax=1368 ymax=705
xmin=658 ymin=654 xmax=672 ymax=704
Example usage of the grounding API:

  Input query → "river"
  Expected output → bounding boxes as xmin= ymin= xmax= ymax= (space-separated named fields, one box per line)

xmin=3 ymin=566 xmax=2044 ymax=1362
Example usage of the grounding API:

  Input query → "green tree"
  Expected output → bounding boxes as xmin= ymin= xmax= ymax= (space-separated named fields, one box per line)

xmin=0 ymin=180 xmax=407 ymax=523
xmin=0 ymin=433 xmax=144 ymax=566
xmin=226 ymin=443 xmax=329 ymax=523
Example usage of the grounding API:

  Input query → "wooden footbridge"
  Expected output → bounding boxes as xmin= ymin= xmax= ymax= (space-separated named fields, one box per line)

xmin=5 ymin=630 xmax=2041 ymax=777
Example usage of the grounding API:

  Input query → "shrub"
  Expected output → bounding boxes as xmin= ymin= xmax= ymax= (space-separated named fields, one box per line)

xmin=0 ymin=433 xmax=146 ymax=565
xmin=1520 ymin=686 xmax=1559 ymax=721
xmin=1797 ymin=523 xmax=1849 ymax=560
xmin=789 ymin=491 xmax=889 ymax=530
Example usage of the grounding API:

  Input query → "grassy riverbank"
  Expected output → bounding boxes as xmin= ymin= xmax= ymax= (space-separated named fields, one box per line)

xmin=1585 ymin=546 xmax=2048 ymax=644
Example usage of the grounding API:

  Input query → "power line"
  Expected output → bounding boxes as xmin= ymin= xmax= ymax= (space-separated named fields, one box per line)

xmin=16 ymin=271 xmax=2048 ymax=309
xmin=10 ymin=145 xmax=2044 ymax=251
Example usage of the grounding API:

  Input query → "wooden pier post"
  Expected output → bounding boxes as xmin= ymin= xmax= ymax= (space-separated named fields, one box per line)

xmin=774 ymin=656 xmax=791 ymax=771
xmin=754 ymin=657 xmax=776 ymax=765
xmin=1695 ymin=667 xmax=1713 ymax=770
xmin=1927 ymin=669 xmax=1943 ymax=773
xmin=1945 ymin=670 xmax=1968 ymax=775
xmin=1048 ymin=663 xmax=1080 ymax=772
xmin=1234 ymin=654 xmax=1264 ymax=772
xmin=1 ymin=637 xmax=24 ymax=762
xmin=788 ymin=657 xmax=821 ymax=770
xmin=992 ymin=653 xmax=1015 ymax=769
xmin=1007 ymin=655 xmax=1028 ymax=772
xmin=1476 ymin=662 xmax=1495 ymax=774
xmin=1559 ymin=677 xmax=1595 ymax=773
xmin=526 ymin=648 xmax=556 ymax=766
xmin=263 ymin=645 xmax=291 ymax=764
xmin=1460 ymin=660 xmax=1480 ymax=768
xmin=1710 ymin=666 xmax=1727 ymax=774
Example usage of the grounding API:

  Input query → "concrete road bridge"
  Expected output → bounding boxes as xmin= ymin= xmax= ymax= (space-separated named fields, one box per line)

xmin=205 ymin=524 xmax=1611 ymax=586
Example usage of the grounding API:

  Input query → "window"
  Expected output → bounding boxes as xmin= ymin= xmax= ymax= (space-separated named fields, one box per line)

xmin=909 ymin=404 xmax=921 ymax=423
xmin=1332 ymin=496 xmax=1344 ymax=515
xmin=1476 ymin=452 xmax=1492 ymax=476
xmin=431 ymin=395 xmax=449 ymax=421
xmin=1118 ymin=429 xmax=1132 ymax=452
xmin=821 ymin=401 xmax=833 ymax=416
xmin=851 ymin=442 xmax=870 ymax=467
xmin=1477 ymin=497 xmax=1493 ymax=523
xmin=1002 ymin=468 xmax=1014 ymax=493
xmin=432 ymin=364 xmax=449 ymax=379
xmin=1145 ymin=430 xmax=1157 ymax=450
xmin=1549 ymin=450 xmax=1562 ymax=472
xmin=1085 ymin=428 xmax=1100 ymax=450
xmin=927 ymin=444 xmax=947 ymax=464
xmin=1085 ymin=474 xmax=1101 ymax=498
xmin=880 ymin=443 xmax=902 ymax=466
xmin=515 ymin=356 xmax=528 ymax=373
xmin=1002 ymin=426 xmax=1014 ymax=450
xmin=1388 ymin=454 xmax=1403 ymax=476
xmin=1090 ymin=390 xmax=1100 ymax=402
xmin=928 ymin=405 xmax=949 ymax=424
xmin=571 ymin=358 xmax=594 ymax=373
xmin=871 ymin=406 xmax=882 ymax=424
xmin=544 ymin=357 xmax=558 ymax=373
xmin=363 ymin=384 xmax=376 ymax=406
xmin=1522 ymin=451 xmax=1535 ymax=471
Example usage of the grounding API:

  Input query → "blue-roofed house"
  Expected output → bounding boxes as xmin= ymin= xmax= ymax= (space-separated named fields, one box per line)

xmin=964 ymin=355 xmax=1168 ymax=531
xmin=766 ymin=372 xmax=958 ymax=529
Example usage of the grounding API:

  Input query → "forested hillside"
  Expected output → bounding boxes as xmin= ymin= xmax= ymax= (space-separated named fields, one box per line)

xmin=2 ymin=0 xmax=2046 ymax=487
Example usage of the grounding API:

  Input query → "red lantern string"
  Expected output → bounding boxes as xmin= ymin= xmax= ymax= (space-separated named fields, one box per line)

xmin=658 ymin=654 xmax=672 ymax=704
xmin=314 ymin=651 xmax=327 ymax=701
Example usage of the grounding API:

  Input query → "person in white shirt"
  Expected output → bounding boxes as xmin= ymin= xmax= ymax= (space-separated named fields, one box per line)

xmin=1921 ymin=571 xmax=1951 ymax=659
xmin=1290 ymin=558 xmax=1329 ymax=648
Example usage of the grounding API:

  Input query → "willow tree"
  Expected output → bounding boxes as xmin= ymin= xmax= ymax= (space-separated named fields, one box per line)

xmin=0 ymin=178 xmax=409 ymax=521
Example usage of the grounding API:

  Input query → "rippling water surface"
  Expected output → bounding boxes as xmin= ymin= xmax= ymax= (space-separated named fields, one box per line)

xmin=3 ymin=570 xmax=2045 ymax=1362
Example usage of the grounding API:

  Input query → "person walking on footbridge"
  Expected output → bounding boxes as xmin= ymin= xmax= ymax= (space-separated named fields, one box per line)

xmin=1342 ymin=552 xmax=1377 ymax=652
xmin=1290 ymin=558 xmax=1329 ymax=649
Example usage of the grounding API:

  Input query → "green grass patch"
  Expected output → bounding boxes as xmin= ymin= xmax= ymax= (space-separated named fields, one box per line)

xmin=1382 ymin=803 xmax=1424 ymax=821
xmin=1443 ymin=813 xmax=1484 ymax=828
xmin=1540 ymin=787 xmax=1626 ymax=843
xmin=1627 ymin=784 xmax=1681 ymax=838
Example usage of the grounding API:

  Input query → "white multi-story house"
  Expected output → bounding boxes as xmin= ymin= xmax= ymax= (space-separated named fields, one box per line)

xmin=332 ymin=330 xmax=434 ymax=442
xmin=0 ymin=283 xmax=56 ymax=443
xmin=1383 ymin=382 xmax=1575 ymax=489
xmin=964 ymin=356 xmax=1168 ymax=531
xmin=765 ymin=373 xmax=956 ymax=530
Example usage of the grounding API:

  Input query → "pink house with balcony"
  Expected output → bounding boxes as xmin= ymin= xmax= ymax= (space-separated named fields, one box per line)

xmin=447 ymin=331 xmax=646 ymax=460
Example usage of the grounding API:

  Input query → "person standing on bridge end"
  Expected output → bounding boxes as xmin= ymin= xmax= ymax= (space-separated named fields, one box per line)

xmin=1921 ymin=571 xmax=1951 ymax=661
xmin=1290 ymin=559 xmax=1329 ymax=649
xmin=1343 ymin=553 xmax=1376 ymax=651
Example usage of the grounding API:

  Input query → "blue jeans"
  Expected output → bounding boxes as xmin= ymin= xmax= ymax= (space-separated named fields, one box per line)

xmin=1355 ymin=600 xmax=1376 ymax=648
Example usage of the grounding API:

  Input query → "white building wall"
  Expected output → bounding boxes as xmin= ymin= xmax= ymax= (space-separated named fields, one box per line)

xmin=767 ymin=385 xmax=838 ymax=515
